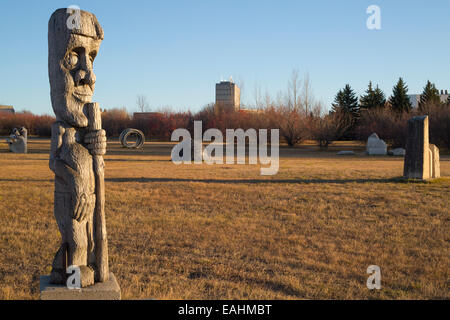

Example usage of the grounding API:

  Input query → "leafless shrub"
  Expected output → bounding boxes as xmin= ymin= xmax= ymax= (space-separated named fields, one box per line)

xmin=311 ymin=110 xmax=351 ymax=148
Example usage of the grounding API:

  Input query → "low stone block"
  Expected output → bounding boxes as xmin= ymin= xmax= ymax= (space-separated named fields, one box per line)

xmin=389 ymin=148 xmax=406 ymax=156
xmin=337 ymin=151 xmax=355 ymax=155
xmin=40 ymin=272 xmax=121 ymax=300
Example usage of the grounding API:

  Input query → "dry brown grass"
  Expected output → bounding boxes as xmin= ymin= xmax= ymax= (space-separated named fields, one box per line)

xmin=0 ymin=138 xmax=448 ymax=300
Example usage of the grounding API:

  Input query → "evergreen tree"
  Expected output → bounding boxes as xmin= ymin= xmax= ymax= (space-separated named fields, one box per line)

xmin=389 ymin=78 xmax=412 ymax=113
xmin=332 ymin=84 xmax=360 ymax=119
xmin=419 ymin=80 xmax=440 ymax=109
xmin=374 ymin=86 xmax=386 ymax=108
xmin=360 ymin=81 xmax=386 ymax=110
xmin=332 ymin=84 xmax=360 ymax=139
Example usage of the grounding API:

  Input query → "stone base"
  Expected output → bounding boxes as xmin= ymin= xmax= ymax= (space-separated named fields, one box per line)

xmin=40 ymin=272 xmax=121 ymax=300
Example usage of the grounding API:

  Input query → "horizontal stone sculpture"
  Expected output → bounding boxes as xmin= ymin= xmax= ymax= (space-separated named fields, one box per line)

xmin=388 ymin=148 xmax=406 ymax=156
xmin=119 ymin=128 xmax=145 ymax=149
xmin=337 ymin=151 xmax=355 ymax=155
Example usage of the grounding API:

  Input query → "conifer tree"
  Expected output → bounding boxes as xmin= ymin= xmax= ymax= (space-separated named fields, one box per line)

xmin=332 ymin=84 xmax=360 ymax=119
xmin=389 ymin=78 xmax=412 ymax=113
xmin=360 ymin=81 xmax=386 ymax=110
xmin=332 ymin=84 xmax=359 ymax=139
xmin=419 ymin=80 xmax=441 ymax=110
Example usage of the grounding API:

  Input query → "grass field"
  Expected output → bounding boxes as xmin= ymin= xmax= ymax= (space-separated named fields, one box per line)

xmin=0 ymin=138 xmax=448 ymax=300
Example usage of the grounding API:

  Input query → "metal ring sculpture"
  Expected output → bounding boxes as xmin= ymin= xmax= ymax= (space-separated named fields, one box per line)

xmin=119 ymin=128 xmax=145 ymax=149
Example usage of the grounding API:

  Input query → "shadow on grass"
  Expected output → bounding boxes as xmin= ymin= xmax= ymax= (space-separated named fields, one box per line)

xmin=1 ymin=177 xmax=446 ymax=185
xmin=104 ymin=158 xmax=171 ymax=162
xmin=0 ymin=179 xmax=53 ymax=182
xmin=104 ymin=177 xmax=410 ymax=185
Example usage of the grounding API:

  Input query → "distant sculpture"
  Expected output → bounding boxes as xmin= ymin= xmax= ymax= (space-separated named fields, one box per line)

xmin=7 ymin=127 xmax=27 ymax=153
xmin=48 ymin=8 xmax=109 ymax=287
xmin=366 ymin=133 xmax=387 ymax=155
xmin=404 ymin=115 xmax=440 ymax=180
xmin=429 ymin=144 xmax=440 ymax=179
xmin=119 ymin=128 xmax=145 ymax=149
xmin=388 ymin=148 xmax=406 ymax=157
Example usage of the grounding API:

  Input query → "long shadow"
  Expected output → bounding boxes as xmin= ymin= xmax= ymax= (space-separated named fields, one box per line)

xmin=0 ymin=179 xmax=53 ymax=182
xmin=1 ymin=176 xmax=440 ymax=184
xmin=0 ymin=157 xmax=50 ymax=161
xmin=0 ymin=156 xmax=168 ymax=162
xmin=105 ymin=158 xmax=171 ymax=162
xmin=105 ymin=177 xmax=406 ymax=185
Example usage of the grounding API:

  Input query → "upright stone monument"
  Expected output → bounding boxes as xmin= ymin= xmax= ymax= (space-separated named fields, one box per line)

xmin=403 ymin=115 xmax=440 ymax=180
xmin=40 ymin=8 xmax=120 ymax=300
xmin=366 ymin=133 xmax=387 ymax=155
xmin=7 ymin=127 xmax=27 ymax=153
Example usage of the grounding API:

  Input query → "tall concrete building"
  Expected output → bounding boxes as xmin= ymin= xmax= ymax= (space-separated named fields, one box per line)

xmin=215 ymin=80 xmax=240 ymax=113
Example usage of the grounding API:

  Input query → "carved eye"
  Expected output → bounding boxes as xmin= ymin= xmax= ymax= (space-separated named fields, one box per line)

xmin=89 ymin=51 xmax=97 ymax=63
xmin=64 ymin=51 xmax=79 ymax=70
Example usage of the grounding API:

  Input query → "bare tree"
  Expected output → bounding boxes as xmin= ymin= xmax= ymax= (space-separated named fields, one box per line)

xmin=253 ymin=81 xmax=262 ymax=109
xmin=311 ymin=109 xmax=351 ymax=148
xmin=287 ymin=69 xmax=301 ymax=111
xmin=301 ymin=73 xmax=314 ymax=116
xmin=136 ymin=94 xmax=150 ymax=112
xmin=264 ymin=89 xmax=272 ymax=109
xmin=274 ymin=104 xmax=308 ymax=147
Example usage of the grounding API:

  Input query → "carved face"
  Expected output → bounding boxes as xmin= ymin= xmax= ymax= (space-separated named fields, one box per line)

xmin=50 ymin=34 xmax=101 ymax=128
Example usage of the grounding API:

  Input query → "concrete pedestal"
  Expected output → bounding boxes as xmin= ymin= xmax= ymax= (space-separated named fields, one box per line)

xmin=40 ymin=272 xmax=121 ymax=300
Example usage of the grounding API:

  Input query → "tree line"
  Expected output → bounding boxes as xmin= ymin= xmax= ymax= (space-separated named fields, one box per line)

xmin=1 ymin=76 xmax=449 ymax=150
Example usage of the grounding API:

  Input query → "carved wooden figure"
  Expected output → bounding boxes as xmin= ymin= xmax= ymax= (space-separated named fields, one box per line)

xmin=48 ymin=8 xmax=108 ymax=287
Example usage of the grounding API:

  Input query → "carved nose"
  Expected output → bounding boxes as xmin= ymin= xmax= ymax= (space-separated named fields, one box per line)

xmin=75 ymin=69 xmax=96 ymax=86
xmin=85 ymin=70 xmax=96 ymax=85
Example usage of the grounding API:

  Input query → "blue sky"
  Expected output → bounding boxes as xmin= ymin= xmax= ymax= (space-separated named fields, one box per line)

xmin=1 ymin=0 xmax=450 ymax=114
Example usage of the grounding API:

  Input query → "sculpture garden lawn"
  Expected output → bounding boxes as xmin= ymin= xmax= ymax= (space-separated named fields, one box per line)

xmin=0 ymin=139 xmax=448 ymax=299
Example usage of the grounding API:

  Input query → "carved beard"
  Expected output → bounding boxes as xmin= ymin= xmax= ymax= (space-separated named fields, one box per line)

xmin=50 ymin=89 xmax=89 ymax=128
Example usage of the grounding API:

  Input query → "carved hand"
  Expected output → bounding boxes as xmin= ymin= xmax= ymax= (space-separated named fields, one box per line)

xmin=84 ymin=130 xmax=107 ymax=156
xmin=72 ymin=192 xmax=95 ymax=222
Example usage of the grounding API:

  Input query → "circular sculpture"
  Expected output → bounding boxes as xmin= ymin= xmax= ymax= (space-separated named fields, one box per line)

xmin=119 ymin=128 xmax=145 ymax=149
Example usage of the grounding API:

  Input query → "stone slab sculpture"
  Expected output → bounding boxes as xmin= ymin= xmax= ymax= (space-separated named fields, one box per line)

xmin=429 ymin=144 xmax=440 ymax=179
xmin=404 ymin=116 xmax=430 ymax=180
xmin=119 ymin=128 xmax=145 ymax=149
xmin=41 ymin=8 xmax=120 ymax=299
xmin=7 ymin=127 xmax=27 ymax=153
xmin=403 ymin=115 xmax=440 ymax=180
xmin=366 ymin=133 xmax=387 ymax=155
